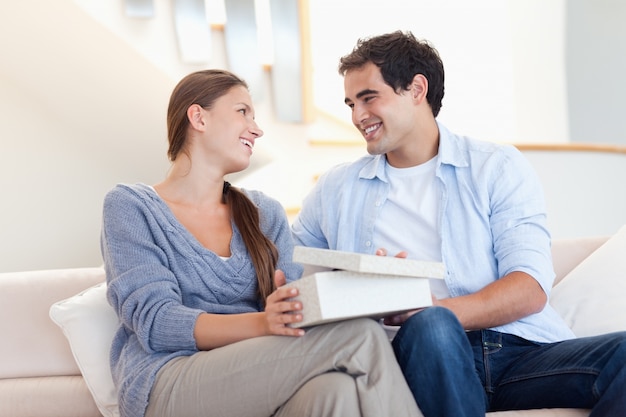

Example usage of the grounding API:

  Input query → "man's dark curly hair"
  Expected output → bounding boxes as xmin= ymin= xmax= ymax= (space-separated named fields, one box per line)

xmin=338 ymin=31 xmax=445 ymax=117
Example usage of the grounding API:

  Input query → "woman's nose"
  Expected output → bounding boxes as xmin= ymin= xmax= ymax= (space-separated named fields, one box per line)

xmin=251 ymin=122 xmax=263 ymax=138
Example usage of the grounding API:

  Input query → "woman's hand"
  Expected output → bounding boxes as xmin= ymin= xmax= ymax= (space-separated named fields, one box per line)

xmin=264 ymin=269 xmax=305 ymax=337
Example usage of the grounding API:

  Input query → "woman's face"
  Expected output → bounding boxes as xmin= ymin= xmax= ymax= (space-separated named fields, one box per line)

xmin=200 ymin=85 xmax=264 ymax=174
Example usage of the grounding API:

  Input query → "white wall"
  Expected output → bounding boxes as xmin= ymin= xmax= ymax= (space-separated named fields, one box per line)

xmin=309 ymin=0 xmax=569 ymax=144
xmin=520 ymin=149 xmax=626 ymax=239
xmin=566 ymin=0 xmax=626 ymax=145
xmin=243 ymin=0 xmax=573 ymax=221
xmin=0 ymin=1 xmax=174 ymax=272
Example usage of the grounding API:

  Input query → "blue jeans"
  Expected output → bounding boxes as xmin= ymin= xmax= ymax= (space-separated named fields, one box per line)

xmin=392 ymin=307 xmax=626 ymax=417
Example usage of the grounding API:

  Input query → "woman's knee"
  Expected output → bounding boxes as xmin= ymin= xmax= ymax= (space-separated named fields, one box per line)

xmin=337 ymin=317 xmax=385 ymax=332
xmin=323 ymin=317 xmax=389 ymax=345
xmin=276 ymin=372 xmax=360 ymax=417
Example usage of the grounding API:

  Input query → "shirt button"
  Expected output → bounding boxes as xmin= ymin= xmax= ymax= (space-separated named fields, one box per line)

xmin=365 ymin=241 xmax=372 ymax=247
xmin=375 ymin=201 xmax=381 ymax=207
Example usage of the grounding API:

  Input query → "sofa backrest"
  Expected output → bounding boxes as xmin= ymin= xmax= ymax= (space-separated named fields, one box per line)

xmin=0 ymin=267 xmax=105 ymax=379
xmin=0 ymin=235 xmax=610 ymax=380
xmin=551 ymin=235 xmax=609 ymax=285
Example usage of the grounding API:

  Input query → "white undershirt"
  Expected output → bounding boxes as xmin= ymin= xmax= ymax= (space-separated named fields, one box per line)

xmin=374 ymin=156 xmax=450 ymax=299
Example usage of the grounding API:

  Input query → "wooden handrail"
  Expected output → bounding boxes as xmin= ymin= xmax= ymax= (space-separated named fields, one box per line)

xmin=286 ymin=142 xmax=626 ymax=221
xmin=308 ymin=139 xmax=362 ymax=146
xmin=513 ymin=143 xmax=626 ymax=154
xmin=309 ymin=139 xmax=626 ymax=155
xmin=285 ymin=206 xmax=301 ymax=217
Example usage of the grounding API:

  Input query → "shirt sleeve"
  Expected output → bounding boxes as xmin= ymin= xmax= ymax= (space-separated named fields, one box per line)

xmin=291 ymin=172 xmax=332 ymax=249
xmin=489 ymin=146 xmax=555 ymax=293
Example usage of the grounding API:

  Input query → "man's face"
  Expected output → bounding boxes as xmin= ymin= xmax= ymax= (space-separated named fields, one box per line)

xmin=343 ymin=62 xmax=418 ymax=162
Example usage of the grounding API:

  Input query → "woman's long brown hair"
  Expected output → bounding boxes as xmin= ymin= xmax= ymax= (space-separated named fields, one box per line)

xmin=166 ymin=69 xmax=278 ymax=305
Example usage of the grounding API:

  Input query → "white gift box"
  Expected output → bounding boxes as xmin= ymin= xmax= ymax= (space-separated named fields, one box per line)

xmin=285 ymin=247 xmax=446 ymax=328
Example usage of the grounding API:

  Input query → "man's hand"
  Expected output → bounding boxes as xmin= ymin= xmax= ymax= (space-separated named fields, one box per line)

xmin=383 ymin=294 xmax=438 ymax=325
xmin=376 ymin=247 xmax=435 ymax=326
xmin=375 ymin=247 xmax=408 ymax=258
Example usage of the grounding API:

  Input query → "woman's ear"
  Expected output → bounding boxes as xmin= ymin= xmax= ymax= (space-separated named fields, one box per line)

xmin=411 ymin=74 xmax=429 ymax=104
xmin=187 ymin=104 xmax=206 ymax=131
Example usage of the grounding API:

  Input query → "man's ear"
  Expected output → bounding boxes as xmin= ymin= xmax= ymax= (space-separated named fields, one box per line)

xmin=411 ymin=74 xmax=429 ymax=104
xmin=187 ymin=104 xmax=206 ymax=131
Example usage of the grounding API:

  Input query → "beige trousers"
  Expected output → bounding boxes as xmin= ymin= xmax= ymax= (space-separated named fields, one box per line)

xmin=145 ymin=318 xmax=422 ymax=417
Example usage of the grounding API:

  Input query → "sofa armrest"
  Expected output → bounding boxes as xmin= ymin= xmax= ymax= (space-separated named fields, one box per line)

xmin=0 ymin=267 xmax=105 ymax=379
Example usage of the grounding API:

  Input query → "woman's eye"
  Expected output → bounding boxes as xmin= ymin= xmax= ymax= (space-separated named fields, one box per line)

xmin=238 ymin=108 xmax=246 ymax=115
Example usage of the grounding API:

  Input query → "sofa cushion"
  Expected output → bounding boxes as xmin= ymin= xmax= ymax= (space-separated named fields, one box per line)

xmin=550 ymin=224 xmax=626 ymax=337
xmin=50 ymin=282 xmax=120 ymax=417
xmin=486 ymin=409 xmax=589 ymax=416
xmin=0 ymin=267 xmax=105 ymax=379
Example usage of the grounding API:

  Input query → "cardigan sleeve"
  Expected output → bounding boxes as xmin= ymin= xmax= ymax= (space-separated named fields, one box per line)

xmin=101 ymin=185 xmax=202 ymax=353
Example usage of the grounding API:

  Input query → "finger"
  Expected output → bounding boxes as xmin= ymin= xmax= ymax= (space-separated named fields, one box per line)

xmin=279 ymin=310 xmax=303 ymax=324
xmin=267 ymin=311 xmax=306 ymax=336
xmin=272 ymin=300 xmax=302 ymax=314
xmin=274 ymin=269 xmax=286 ymax=288
xmin=267 ymin=285 xmax=298 ymax=305
xmin=383 ymin=313 xmax=402 ymax=326
xmin=265 ymin=297 xmax=303 ymax=317
xmin=394 ymin=251 xmax=408 ymax=259
xmin=272 ymin=323 xmax=305 ymax=337
xmin=375 ymin=248 xmax=388 ymax=256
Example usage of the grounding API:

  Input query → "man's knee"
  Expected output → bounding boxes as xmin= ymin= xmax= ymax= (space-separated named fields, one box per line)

xmin=394 ymin=307 xmax=463 ymax=349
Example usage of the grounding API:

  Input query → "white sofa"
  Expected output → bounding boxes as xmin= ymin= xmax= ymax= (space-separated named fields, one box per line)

xmin=1 ymin=226 xmax=625 ymax=417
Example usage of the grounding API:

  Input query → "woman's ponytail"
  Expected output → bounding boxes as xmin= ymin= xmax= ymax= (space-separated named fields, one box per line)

xmin=223 ymin=182 xmax=278 ymax=306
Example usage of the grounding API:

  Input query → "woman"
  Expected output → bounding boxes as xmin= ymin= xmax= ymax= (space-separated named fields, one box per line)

xmin=100 ymin=69 xmax=421 ymax=417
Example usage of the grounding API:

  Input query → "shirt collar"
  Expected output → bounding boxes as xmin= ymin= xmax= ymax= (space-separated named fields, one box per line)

xmin=437 ymin=121 xmax=469 ymax=168
xmin=358 ymin=154 xmax=388 ymax=182
xmin=355 ymin=121 xmax=469 ymax=181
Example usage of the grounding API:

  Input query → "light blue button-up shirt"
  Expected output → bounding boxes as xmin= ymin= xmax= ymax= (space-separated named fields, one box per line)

xmin=292 ymin=122 xmax=574 ymax=343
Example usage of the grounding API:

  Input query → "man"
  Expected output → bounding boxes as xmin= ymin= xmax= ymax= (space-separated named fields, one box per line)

xmin=291 ymin=30 xmax=626 ymax=417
